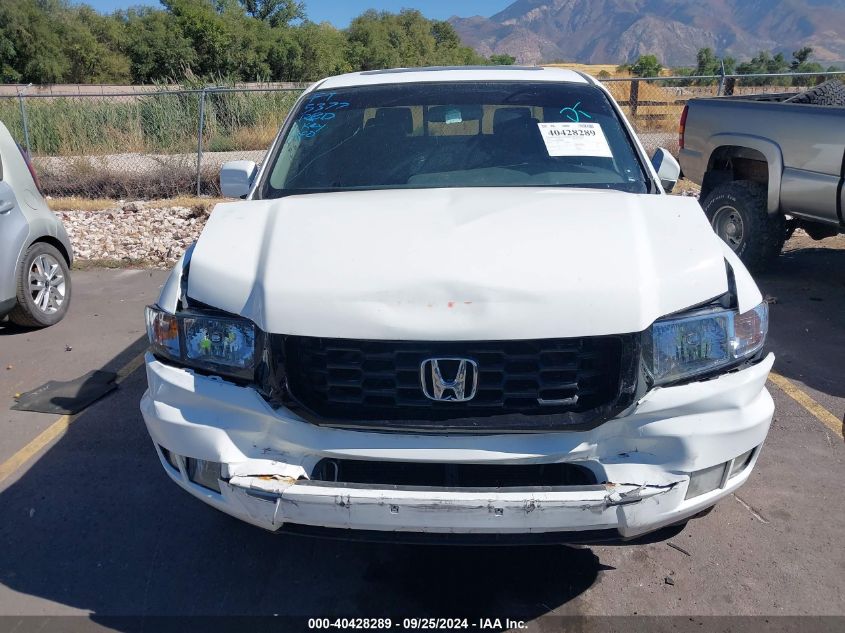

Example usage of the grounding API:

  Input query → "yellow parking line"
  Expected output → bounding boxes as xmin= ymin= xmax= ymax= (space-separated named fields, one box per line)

xmin=768 ymin=371 xmax=843 ymax=439
xmin=0 ymin=352 xmax=147 ymax=486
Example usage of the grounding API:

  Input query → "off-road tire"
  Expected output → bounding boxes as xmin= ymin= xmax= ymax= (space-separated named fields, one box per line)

xmin=702 ymin=180 xmax=785 ymax=272
xmin=8 ymin=242 xmax=72 ymax=328
xmin=784 ymin=79 xmax=845 ymax=106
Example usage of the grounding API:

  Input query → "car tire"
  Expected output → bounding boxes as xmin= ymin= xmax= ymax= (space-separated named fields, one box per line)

xmin=784 ymin=79 xmax=845 ymax=106
xmin=8 ymin=242 xmax=72 ymax=328
xmin=701 ymin=180 xmax=784 ymax=272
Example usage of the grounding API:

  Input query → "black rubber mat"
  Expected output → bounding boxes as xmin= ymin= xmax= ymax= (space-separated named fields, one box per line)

xmin=12 ymin=370 xmax=118 ymax=415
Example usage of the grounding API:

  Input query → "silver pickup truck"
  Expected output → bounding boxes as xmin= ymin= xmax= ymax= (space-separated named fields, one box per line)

xmin=679 ymin=80 xmax=845 ymax=271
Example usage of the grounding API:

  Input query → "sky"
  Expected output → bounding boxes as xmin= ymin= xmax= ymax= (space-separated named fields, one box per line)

xmin=76 ymin=1 xmax=513 ymax=25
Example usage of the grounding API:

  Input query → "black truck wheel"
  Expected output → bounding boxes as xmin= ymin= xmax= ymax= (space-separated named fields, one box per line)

xmin=701 ymin=181 xmax=784 ymax=272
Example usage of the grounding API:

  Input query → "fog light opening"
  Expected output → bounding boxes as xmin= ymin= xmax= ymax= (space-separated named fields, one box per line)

xmin=729 ymin=448 xmax=756 ymax=478
xmin=159 ymin=445 xmax=181 ymax=472
xmin=685 ymin=462 xmax=729 ymax=500
xmin=186 ymin=458 xmax=223 ymax=493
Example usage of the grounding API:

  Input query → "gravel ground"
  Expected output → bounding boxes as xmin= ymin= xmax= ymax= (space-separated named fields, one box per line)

xmin=55 ymin=199 xmax=213 ymax=268
xmin=36 ymin=150 xmax=265 ymax=179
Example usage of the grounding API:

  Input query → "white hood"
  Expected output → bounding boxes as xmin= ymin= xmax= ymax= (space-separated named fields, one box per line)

xmin=187 ymin=188 xmax=730 ymax=339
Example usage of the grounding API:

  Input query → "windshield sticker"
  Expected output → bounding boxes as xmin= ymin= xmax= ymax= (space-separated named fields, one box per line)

xmin=297 ymin=92 xmax=350 ymax=138
xmin=559 ymin=102 xmax=592 ymax=123
xmin=537 ymin=122 xmax=613 ymax=158
xmin=444 ymin=108 xmax=462 ymax=124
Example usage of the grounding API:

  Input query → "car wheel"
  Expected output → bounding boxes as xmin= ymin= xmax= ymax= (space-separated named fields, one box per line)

xmin=702 ymin=180 xmax=784 ymax=272
xmin=8 ymin=242 xmax=72 ymax=328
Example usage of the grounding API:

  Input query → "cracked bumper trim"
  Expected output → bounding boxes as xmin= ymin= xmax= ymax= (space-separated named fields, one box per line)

xmin=222 ymin=476 xmax=678 ymax=535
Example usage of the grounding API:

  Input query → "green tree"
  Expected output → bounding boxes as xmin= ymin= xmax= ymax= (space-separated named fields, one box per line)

xmin=624 ymin=54 xmax=663 ymax=78
xmin=238 ymin=0 xmax=304 ymax=27
xmin=162 ymin=0 xmax=275 ymax=80
xmin=122 ymin=8 xmax=198 ymax=83
xmin=431 ymin=20 xmax=461 ymax=49
xmin=0 ymin=0 xmax=131 ymax=83
xmin=0 ymin=0 xmax=70 ymax=83
xmin=695 ymin=47 xmax=735 ymax=76
xmin=291 ymin=21 xmax=351 ymax=81
xmin=736 ymin=51 xmax=791 ymax=86
xmin=0 ymin=1 xmax=503 ymax=85
xmin=61 ymin=5 xmax=130 ymax=83
xmin=790 ymin=47 xmax=814 ymax=70
xmin=789 ymin=47 xmax=824 ymax=74
xmin=161 ymin=0 xmax=234 ymax=77
xmin=787 ymin=47 xmax=833 ymax=86
xmin=347 ymin=9 xmax=483 ymax=71
xmin=265 ymin=24 xmax=303 ymax=81
xmin=489 ymin=53 xmax=516 ymax=65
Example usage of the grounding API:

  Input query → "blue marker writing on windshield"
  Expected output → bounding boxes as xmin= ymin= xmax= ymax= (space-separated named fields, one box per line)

xmin=560 ymin=102 xmax=592 ymax=122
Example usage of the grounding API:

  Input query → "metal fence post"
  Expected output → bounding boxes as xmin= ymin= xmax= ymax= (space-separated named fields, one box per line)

xmin=717 ymin=60 xmax=726 ymax=96
xmin=629 ymin=79 xmax=639 ymax=118
xmin=196 ymin=87 xmax=207 ymax=197
xmin=17 ymin=84 xmax=32 ymax=155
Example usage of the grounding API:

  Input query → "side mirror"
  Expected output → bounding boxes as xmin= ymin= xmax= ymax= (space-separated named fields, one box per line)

xmin=650 ymin=148 xmax=681 ymax=193
xmin=220 ymin=161 xmax=257 ymax=198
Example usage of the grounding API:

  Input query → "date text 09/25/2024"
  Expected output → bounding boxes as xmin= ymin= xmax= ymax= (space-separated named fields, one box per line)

xmin=307 ymin=618 xmax=528 ymax=630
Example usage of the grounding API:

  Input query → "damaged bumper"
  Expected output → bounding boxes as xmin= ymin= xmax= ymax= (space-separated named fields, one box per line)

xmin=222 ymin=477 xmax=680 ymax=538
xmin=141 ymin=352 xmax=775 ymax=540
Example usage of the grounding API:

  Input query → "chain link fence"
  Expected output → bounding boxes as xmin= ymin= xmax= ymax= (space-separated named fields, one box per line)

xmin=1 ymin=71 xmax=842 ymax=199
xmin=0 ymin=86 xmax=301 ymax=198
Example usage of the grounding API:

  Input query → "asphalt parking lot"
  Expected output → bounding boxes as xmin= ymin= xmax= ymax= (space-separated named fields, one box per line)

xmin=0 ymin=238 xmax=843 ymax=629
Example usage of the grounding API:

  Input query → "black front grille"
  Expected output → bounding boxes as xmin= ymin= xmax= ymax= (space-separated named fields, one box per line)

xmin=311 ymin=458 xmax=597 ymax=488
xmin=277 ymin=335 xmax=636 ymax=431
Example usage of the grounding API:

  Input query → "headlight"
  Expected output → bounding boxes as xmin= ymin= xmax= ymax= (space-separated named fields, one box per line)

xmin=644 ymin=302 xmax=767 ymax=385
xmin=145 ymin=305 xmax=257 ymax=379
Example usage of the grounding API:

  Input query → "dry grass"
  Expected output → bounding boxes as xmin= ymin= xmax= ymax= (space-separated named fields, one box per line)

xmin=38 ymin=159 xmax=224 ymax=199
xmin=71 ymin=258 xmax=152 ymax=270
xmin=603 ymin=81 xmax=687 ymax=132
xmin=49 ymin=195 xmax=227 ymax=211
xmin=0 ymin=90 xmax=300 ymax=157
xmin=229 ymin=121 xmax=281 ymax=151
xmin=544 ymin=63 xmax=629 ymax=78
xmin=672 ymin=178 xmax=701 ymax=197
xmin=544 ymin=64 xmax=694 ymax=79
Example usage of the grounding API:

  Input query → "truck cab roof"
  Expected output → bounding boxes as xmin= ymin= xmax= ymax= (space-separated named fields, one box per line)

xmin=314 ymin=66 xmax=592 ymax=91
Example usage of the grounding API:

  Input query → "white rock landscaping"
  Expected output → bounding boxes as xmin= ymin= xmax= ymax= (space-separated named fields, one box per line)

xmin=55 ymin=201 xmax=213 ymax=268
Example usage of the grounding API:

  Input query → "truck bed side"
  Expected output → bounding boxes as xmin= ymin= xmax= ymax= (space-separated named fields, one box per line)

xmin=680 ymin=98 xmax=845 ymax=227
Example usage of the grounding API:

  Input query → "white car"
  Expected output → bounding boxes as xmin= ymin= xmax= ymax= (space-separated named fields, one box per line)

xmin=141 ymin=67 xmax=774 ymax=543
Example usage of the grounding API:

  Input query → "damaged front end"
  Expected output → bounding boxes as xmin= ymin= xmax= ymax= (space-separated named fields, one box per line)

xmin=211 ymin=457 xmax=685 ymax=542
xmin=141 ymin=197 xmax=774 ymax=542
xmin=151 ymin=420 xmax=763 ymax=543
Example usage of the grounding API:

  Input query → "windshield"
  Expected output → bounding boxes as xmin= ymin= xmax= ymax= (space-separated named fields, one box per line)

xmin=261 ymin=81 xmax=649 ymax=197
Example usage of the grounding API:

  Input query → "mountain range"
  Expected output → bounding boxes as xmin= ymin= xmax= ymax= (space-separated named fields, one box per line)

xmin=449 ymin=0 xmax=845 ymax=66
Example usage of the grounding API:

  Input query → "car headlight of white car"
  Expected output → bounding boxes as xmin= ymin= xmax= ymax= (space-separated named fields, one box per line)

xmin=145 ymin=306 xmax=257 ymax=380
xmin=644 ymin=302 xmax=768 ymax=385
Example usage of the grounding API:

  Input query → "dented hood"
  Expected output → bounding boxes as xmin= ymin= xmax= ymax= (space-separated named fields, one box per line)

xmin=187 ymin=188 xmax=728 ymax=339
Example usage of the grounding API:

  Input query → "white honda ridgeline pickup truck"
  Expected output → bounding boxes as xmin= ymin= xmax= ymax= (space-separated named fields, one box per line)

xmin=141 ymin=67 xmax=774 ymax=544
